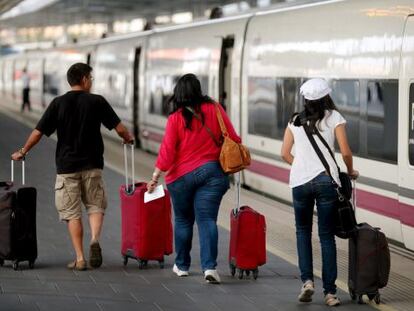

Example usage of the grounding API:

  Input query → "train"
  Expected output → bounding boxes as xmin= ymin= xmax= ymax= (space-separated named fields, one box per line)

xmin=1 ymin=0 xmax=414 ymax=251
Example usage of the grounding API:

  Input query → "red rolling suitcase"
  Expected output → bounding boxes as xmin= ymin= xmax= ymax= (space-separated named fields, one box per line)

xmin=229 ymin=173 xmax=266 ymax=279
xmin=120 ymin=144 xmax=173 ymax=268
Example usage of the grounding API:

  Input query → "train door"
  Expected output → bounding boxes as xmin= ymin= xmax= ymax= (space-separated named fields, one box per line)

xmin=133 ymin=47 xmax=142 ymax=147
xmin=219 ymin=35 xmax=234 ymax=115
xmin=398 ymin=15 xmax=414 ymax=250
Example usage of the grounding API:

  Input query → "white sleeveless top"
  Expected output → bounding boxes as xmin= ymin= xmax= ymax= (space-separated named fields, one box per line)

xmin=288 ymin=110 xmax=346 ymax=188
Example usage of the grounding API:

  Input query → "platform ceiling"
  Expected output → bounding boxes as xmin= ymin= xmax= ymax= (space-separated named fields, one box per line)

xmin=0 ymin=0 xmax=23 ymax=15
xmin=0 ymin=0 xmax=252 ymax=28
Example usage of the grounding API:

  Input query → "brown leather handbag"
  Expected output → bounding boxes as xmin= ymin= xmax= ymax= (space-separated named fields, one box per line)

xmin=185 ymin=104 xmax=250 ymax=174
xmin=214 ymin=104 xmax=250 ymax=174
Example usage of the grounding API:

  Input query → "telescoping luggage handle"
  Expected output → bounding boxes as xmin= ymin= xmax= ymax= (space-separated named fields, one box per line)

xmin=11 ymin=159 xmax=25 ymax=185
xmin=123 ymin=143 xmax=135 ymax=193
xmin=233 ymin=172 xmax=241 ymax=215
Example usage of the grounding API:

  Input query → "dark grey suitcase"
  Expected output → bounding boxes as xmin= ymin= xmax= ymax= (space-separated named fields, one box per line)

xmin=348 ymin=223 xmax=390 ymax=304
xmin=0 ymin=160 xmax=37 ymax=270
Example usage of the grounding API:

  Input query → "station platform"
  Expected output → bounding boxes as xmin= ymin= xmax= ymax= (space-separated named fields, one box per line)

xmin=0 ymin=101 xmax=413 ymax=311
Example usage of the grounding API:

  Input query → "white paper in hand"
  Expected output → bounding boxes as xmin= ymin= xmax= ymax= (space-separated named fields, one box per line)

xmin=144 ymin=184 xmax=165 ymax=203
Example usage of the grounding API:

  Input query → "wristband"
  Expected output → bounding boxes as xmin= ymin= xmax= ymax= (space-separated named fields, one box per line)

xmin=19 ymin=148 xmax=27 ymax=156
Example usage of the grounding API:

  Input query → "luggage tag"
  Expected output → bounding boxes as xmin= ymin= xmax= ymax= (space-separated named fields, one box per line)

xmin=144 ymin=184 xmax=165 ymax=203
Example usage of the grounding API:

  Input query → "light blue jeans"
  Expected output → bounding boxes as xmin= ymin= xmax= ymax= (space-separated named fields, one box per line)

xmin=167 ymin=161 xmax=229 ymax=271
xmin=292 ymin=173 xmax=338 ymax=295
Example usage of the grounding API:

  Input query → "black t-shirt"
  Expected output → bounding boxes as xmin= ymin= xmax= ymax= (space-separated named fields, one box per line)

xmin=36 ymin=90 xmax=121 ymax=174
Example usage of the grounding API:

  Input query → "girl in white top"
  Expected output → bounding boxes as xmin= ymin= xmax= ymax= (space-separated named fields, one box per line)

xmin=281 ymin=78 xmax=358 ymax=307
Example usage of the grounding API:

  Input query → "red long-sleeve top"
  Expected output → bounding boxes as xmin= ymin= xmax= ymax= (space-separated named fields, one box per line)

xmin=156 ymin=102 xmax=241 ymax=184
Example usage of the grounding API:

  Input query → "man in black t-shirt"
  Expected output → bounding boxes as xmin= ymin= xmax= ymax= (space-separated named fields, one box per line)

xmin=12 ymin=63 xmax=133 ymax=271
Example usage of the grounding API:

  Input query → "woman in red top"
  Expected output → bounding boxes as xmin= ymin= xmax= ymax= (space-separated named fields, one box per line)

xmin=147 ymin=74 xmax=240 ymax=284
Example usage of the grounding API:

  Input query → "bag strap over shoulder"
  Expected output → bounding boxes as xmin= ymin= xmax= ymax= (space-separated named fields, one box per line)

xmin=185 ymin=106 xmax=221 ymax=147
xmin=313 ymin=130 xmax=341 ymax=172
xmin=302 ymin=124 xmax=334 ymax=179
xmin=214 ymin=103 xmax=228 ymax=137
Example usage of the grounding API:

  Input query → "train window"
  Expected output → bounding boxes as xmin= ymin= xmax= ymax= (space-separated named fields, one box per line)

xmin=248 ymin=77 xmax=302 ymax=139
xmin=331 ymin=80 xmax=360 ymax=153
xmin=149 ymin=75 xmax=174 ymax=116
xmin=43 ymin=73 xmax=59 ymax=96
xmin=367 ymin=81 xmax=398 ymax=163
xmin=409 ymin=84 xmax=414 ymax=166
xmin=275 ymin=78 xmax=303 ymax=139
xmin=248 ymin=77 xmax=277 ymax=138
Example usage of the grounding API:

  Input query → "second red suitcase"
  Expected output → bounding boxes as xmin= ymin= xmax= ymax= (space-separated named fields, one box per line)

xmin=120 ymin=144 xmax=173 ymax=268
xmin=229 ymin=174 xmax=266 ymax=279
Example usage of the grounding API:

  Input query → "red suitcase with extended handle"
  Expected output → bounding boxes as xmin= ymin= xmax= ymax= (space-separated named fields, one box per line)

xmin=229 ymin=173 xmax=266 ymax=279
xmin=120 ymin=144 xmax=173 ymax=268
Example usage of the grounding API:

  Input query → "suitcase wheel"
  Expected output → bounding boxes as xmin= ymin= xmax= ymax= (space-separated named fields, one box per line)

xmin=159 ymin=260 xmax=165 ymax=269
xmin=29 ymin=260 xmax=35 ymax=269
xmin=349 ymin=288 xmax=356 ymax=301
xmin=238 ymin=269 xmax=244 ymax=279
xmin=13 ymin=261 xmax=19 ymax=271
xmin=138 ymin=260 xmax=148 ymax=269
xmin=0 ymin=259 xmax=4 ymax=267
xmin=357 ymin=295 xmax=364 ymax=304
xmin=374 ymin=293 xmax=381 ymax=305
xmin=253 ymin=269 xmax=259 ymax=280
xmin=229 ymin=264 xmax=236 ymax=277
xmin=123 ymin=256 xmax=128 ymax=266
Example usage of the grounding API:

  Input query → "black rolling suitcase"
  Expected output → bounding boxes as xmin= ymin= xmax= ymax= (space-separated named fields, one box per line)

xmin=0 ymin=160 xmax=37 ymax=270
xmin=348 ymin=223 xmax=390 ymax=304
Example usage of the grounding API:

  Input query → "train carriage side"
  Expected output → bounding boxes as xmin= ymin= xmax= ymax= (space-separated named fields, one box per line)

xmin=43 ymin=46 xmax=95 ymax=107
xmin=241 ymin=0 xmax=413 ymax=248
xmin=91 ymin=34 xmax=148 ymax=145
xmin=2 ymin=54 xmax=16 ymax=100
xmin=140 ymin=16 xmax=251 ymax=153
xmin=398 ymin=13 xmax=414 ymax=250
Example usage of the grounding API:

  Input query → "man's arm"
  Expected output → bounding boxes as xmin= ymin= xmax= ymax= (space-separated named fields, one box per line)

xmin=115 ymin=122 xmax=134 ymax=144
xmin=11 ymin=129 xmax=43 ymax=161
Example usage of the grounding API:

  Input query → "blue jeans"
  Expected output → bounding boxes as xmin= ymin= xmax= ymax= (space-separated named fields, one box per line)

xmin=292 ymin=173 xmax=338 ymax=295
xmin=167 ymin=161 xmax=229 ymax=271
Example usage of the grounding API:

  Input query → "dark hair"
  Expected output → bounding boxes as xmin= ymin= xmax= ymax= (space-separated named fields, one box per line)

xmin=291 ymin=94 xmax=338 ymax=131
xmin=67 ymin=63 xmax=92 ymax=86
xmin=169 ymin=73 xmax=215 ymax=129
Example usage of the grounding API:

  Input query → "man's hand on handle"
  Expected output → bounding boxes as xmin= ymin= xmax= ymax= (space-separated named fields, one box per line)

xmin=11 ymin=150 xmax=25 ymax=161
xmin=115 ymin=122 xmax=134 ymax=145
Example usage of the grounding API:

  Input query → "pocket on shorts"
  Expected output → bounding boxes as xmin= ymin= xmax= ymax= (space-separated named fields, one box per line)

xmin=83 ymin=175 xmax=106 ymax=211
xmin=55 ymin=179 xmax=71 ymax=212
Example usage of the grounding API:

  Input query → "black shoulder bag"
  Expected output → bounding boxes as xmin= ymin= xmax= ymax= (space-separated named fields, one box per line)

xmin=300 ymin=117 xmax=356 ymax=239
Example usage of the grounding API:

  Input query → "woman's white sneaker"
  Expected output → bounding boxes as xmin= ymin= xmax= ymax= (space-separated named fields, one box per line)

xmin=173 ymin=264 xmax=189 ymax=277
xmin=204 ymin=269 xmax=221 ymax=284
xmin=298 ymin=280 xmax=314 ymax=302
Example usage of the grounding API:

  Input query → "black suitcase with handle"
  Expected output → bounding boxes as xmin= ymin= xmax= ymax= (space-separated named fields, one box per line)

xmin=348 ymin=223 xmax=390 ymax=304
xmin=0 ymin=160 xmax=37 ymax=270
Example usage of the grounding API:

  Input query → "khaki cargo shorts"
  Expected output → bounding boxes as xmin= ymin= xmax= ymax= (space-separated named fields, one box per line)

xmin=54 ymin=169 xmax=108 ymax=221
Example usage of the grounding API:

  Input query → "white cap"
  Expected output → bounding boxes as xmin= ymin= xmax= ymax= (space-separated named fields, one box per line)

xmin=300 ymin=78 xmax=332 ymax=100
